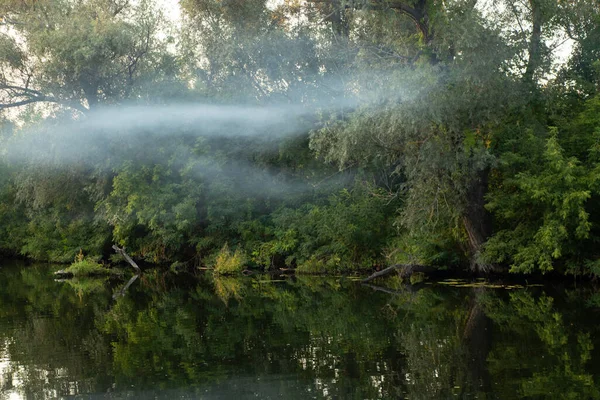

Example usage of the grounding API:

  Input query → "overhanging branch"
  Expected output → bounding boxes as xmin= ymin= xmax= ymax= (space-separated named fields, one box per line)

xmin=0 ymin=84 xmax=89 ymax=114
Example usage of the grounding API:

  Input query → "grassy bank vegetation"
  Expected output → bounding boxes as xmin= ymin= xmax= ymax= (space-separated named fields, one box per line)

xmin=59 ymin=251 xmax=118 ymax=278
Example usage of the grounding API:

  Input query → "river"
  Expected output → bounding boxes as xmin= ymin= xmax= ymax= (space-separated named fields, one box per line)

xmin=0 ymin=261 xmax=599 ymax=399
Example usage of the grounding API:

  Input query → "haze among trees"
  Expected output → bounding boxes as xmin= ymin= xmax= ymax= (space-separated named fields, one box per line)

xmin=1 ymin=0 xmax=599 ymax=277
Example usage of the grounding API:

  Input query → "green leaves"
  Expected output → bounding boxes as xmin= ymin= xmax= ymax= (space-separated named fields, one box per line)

xmin=242 ymin=182 xmax=398 ymax=272
xmin=485 ymin=123 xmax=600 ymax=274
xmin=100 ymin=159 xmax=203 ymax=262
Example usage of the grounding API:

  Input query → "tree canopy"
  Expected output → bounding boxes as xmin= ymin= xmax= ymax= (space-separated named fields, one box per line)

xmin=1 ymin=0 xmax=599 ymax=277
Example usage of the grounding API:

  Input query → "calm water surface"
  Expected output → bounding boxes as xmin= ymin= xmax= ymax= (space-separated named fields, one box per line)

xmin=1 ymin=261 xmax=600 ymax=399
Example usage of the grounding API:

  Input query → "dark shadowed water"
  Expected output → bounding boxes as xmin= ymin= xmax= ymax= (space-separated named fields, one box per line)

xmin=1 ymin=261 xmax=600 ymax=399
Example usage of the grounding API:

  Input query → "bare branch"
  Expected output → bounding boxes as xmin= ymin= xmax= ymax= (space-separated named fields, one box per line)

xmin=112 ymin=245 xmax=142 ymax=273
xmin=0 ymin=84 xmax=89 ymax=114
xmin=0 ymin=97 xmax=44 ymax=109
xmin=361 ymin=263 xmax=437 ymax=283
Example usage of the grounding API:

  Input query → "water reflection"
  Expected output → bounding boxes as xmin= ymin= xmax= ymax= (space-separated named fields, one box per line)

xmin=0 ymin=262 xmax=599 ymax=399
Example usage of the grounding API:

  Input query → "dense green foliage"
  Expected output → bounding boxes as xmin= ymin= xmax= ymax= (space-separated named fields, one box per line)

xmin=1 ymin=0 xmax=600 ymax=276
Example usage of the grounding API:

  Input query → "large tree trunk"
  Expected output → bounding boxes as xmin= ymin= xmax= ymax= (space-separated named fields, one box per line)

xmin=328 ymin=0 xmax=349 ymax=38
xmin=524 ymin=0 xmax=543 ymax=85
xmin=462 ymin=167 xmax=495 ymax=273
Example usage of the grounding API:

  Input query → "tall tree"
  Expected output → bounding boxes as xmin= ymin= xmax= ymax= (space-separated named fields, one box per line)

xmin=0 ymin=0 xmax=169 ymax=114
xmin=305 ymin=0 xmax=584 ymax=271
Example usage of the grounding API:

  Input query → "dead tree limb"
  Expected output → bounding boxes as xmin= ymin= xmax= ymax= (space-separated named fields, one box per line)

xmin=362 ymin=283 xmax=403 ymax=295
xmin=361 ymin=264 xmax=436 ymax=283
xmin=112 ymin=245 xmax=142 ymax=273
xmin=0 ymin=84 xmax=89 ymax=113
xmin=113 ymin=274 xmax=140 ymax=299
xmin=362 ymin=282 xmax=426 ymax=294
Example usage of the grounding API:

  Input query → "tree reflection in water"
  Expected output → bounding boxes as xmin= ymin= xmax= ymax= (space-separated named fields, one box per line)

xmin=0 ymin=262 xmax=599 ymax=399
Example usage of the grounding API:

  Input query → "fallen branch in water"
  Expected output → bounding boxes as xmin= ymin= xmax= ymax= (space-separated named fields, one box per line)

xmin=362 ymin=282 xmax=426 ymax=294
xmin=112 ymin=245 xmax=141 ymax=273
xmin=361 ymin=264 xmax=436 ymax=283
xmin=113 ymin=274 xmax=139 ymax=299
